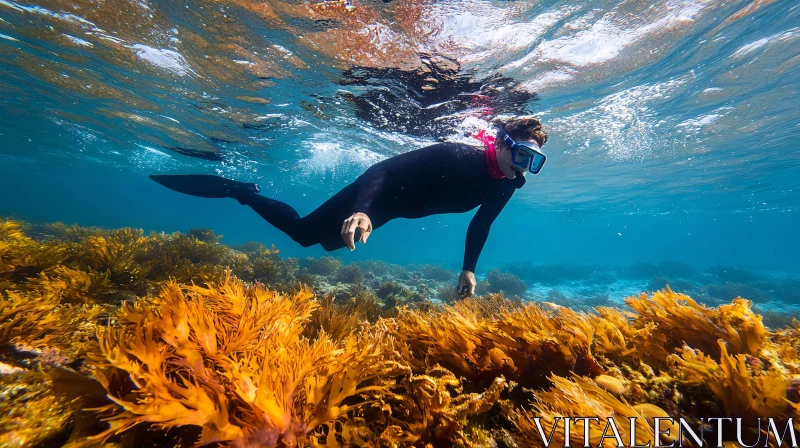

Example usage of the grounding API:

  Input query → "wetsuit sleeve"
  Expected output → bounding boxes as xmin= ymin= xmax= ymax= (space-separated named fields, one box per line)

xmin=351 ymin=163 xmax=387 ymax=216
xmin=462 ymin=190 xmax=513 ymax=273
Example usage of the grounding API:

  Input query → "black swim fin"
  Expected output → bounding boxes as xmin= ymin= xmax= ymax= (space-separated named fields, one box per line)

xmin=149 ymin=174 xmax=260 ymax=199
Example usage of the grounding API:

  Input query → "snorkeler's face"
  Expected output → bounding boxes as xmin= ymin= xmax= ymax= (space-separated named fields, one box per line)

xmin=495 ymin=142 xmax=525 ymax=179
xmin=496 ymin=129 xmax=546 ymax=175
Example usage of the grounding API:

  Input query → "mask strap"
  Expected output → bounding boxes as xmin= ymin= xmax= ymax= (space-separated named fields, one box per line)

xmin=495 ymin=128 xmax=509 ymax=143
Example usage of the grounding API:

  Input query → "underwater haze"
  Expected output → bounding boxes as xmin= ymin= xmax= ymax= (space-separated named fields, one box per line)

xmin=1 ymin=0 xmax=800 ymax=302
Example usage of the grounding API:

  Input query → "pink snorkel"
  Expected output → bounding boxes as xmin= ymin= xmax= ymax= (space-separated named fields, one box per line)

xmin=472 ymin=129 xmax=505 ymax=179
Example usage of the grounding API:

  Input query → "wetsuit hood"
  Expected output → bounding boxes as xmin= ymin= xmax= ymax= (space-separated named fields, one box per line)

xmin=473 ymin=129 xmax=526 ymax=188
xmin=473 ymin=129 xmax=505 ymax=179
xmin=485 ymin=144 xmax=505 ymax=179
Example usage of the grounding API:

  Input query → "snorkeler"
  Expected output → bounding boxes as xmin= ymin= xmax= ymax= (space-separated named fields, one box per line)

xmin=150 ymin=117 xmax=548 ymax=297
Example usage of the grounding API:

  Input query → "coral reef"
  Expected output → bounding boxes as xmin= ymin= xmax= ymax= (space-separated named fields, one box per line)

xmin=436 ymin=284 xmax=462 ymax=304
xmin=499 ymin=261 xmax=586 ymax=286
xmin=301 ymin=256 xmax=341 ymax=277
xmin=484 ymin=269 xmax=528 ymax=298
xmin=373 ymin=281 xmax=429 ymax=312
xmin=1 ymin=218 xmax=800 ymax=448
xmin=409 ymin=263 xmax=457 ymax=283
xmin=334 ymin=264 xmax=364 ymax=284
xmin=351 ymin=260 xmax=392 ymax=278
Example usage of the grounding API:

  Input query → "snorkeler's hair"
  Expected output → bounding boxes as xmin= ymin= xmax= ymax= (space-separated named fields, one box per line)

xmin=491 ymin=116 xmax=548 ymax=147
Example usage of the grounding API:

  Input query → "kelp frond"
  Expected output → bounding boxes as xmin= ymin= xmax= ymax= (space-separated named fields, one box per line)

xmin=1 ymin=289 xmax=101 ymax=345
xmin=1 ymin=219 xmax=66 ymax=276
xmin=510 ymin=373 xmax=678 ymax=448
xmin=626 ymin=286 xmax=767 ymax=366
xmin=92 ymin=272 xmax=403 ymax=447
xmin=144 ymin=232 xmax=251 ymax=285
xmin=30 ymin=265 xmax=114 ymax=304
xmin=305 ymin=294 xmax=368 ymax=341
xmin=72 ymin=229 xmax=151 ymax=286
xmin=0 ymin=289 xmax=106 ymax=365
xmin=669 ymin=339 xmax=789 ymax=419
xmin=589 ymin=306 xmax=650 ymax=364
xmin=375 ymin=366 xmax=507 ymax=446
xmin=0 ymin=290 xmax=61 ymax=348
xmin=394 ymin=294 xmax=601 ymax=387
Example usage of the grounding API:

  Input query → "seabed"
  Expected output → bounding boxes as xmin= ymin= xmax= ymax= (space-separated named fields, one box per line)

xmin=1 ymin=218 xmax=799 ymax=447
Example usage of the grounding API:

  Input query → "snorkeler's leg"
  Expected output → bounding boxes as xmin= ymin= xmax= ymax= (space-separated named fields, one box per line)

xmin=237 ymin=193 xmax=320 ymax=247
xmin=243 ymin=184 xmax=386 ymax=251
xmin=290 ymin=183 xmax=362 ymax=250
xmin=299 ymin=183 xmax=388 ymax=252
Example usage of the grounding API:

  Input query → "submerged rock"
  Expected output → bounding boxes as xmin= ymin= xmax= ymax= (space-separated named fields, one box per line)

xmin=0 ymin=370 xmax=71 ymax=448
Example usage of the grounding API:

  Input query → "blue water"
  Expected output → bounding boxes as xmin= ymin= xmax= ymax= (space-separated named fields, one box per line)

xmin=1 ymin=0 xmax=799 ymax=295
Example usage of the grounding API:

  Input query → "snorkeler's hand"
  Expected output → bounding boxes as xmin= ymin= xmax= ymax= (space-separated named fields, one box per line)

xmin=341 ymin=212 xmax=372 ymax=250
xmin=457 ymin=270 xmax=476 ymax=298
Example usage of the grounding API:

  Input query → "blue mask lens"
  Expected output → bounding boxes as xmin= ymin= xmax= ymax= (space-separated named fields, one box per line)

xmin=517 ymin=144 xmax=546 ymax=174
xmin=511 ymin=147 xmax=532 ymax=168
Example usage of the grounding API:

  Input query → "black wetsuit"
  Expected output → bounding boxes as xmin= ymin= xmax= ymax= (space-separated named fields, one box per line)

xmin=238 ymin=142 xmax=526 ymax=272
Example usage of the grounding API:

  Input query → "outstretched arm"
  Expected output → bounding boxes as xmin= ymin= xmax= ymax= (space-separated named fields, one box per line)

xmin=461 ymin=191 xmax=513 ymax=292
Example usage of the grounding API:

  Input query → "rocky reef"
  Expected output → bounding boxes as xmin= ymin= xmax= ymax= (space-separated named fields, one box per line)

xmin=2 ymin=218 xmax=800 ymax=447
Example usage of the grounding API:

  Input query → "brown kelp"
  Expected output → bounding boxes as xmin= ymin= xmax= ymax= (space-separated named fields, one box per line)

xmin=393 ymin=295 xmax=601 ymax=387
xmin=91 ymin=274 xmax=405 ymax=446
xmin=2 ymin=218 xmax=800 ymax=447
xmin=508 ymin=373 xmax=678 ymax=448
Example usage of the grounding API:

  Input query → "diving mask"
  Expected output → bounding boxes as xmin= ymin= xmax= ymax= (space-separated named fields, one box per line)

xmin=496 ymin=129 xmax=547 ymax=174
